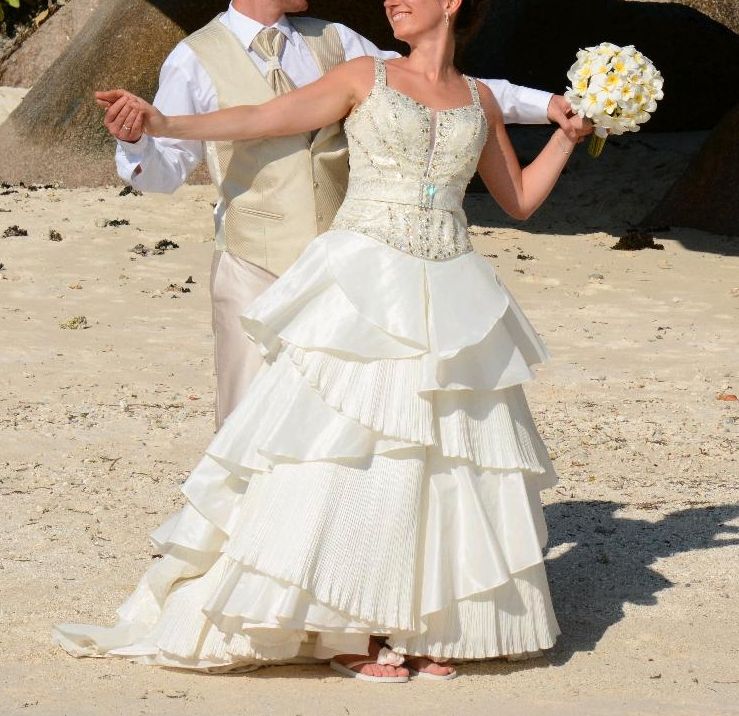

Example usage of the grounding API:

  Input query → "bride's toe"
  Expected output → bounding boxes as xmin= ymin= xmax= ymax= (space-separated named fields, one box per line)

xmin=406 ymin=656 xmax=456 ymax=677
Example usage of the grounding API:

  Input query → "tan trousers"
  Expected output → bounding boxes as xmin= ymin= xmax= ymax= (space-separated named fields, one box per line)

xmin=210 ymin=250 xmax=277 ymax=430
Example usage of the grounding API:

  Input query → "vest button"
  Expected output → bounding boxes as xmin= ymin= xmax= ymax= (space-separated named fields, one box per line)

xmin=313 ymin=181 xmax=320 ymax=189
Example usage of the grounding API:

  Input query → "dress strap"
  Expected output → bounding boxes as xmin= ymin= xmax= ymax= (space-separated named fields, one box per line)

xmin=373 ymin=57 xmax=388 ymax=87
xmin=465 ymin=75 xmax=482 ymax=108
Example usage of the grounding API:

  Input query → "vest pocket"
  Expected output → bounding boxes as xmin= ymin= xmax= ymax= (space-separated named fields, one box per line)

xmin=236 ymin=207 xmax=284 ymax=221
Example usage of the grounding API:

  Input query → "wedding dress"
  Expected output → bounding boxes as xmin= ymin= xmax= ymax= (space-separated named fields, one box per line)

xmin=52 ymin=58 xmax=561 ymax=672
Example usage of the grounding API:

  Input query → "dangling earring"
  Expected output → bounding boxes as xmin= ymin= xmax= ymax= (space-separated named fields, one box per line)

xmin=444 ymin=11 xmax=450 ymax=26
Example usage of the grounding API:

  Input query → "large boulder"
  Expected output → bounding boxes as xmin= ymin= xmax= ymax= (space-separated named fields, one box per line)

xmin=462 ymin=0 xmax=739 ymax=132
xmin=661 ymin=0 xmax=739 ymax=33
xmin=0 ymin=0 xmax=394 ymax=186
xmin=644 ymin=103 xmax=739 ymax=236
xmin=0 ymin=0 xmax=736 ymax=190
xmin=0 ymin=0 xmax=101 ymax=87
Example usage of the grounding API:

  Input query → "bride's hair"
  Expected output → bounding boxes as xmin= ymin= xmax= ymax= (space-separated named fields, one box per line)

xmin=453 ymin=0 xmax=490 ymax=55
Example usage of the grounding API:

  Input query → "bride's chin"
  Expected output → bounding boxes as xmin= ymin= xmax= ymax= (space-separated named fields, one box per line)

xmin=390 ymin=26 xmax=415 ymax=42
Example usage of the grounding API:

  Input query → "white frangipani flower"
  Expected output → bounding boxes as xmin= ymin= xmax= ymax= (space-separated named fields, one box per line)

xmin=564 ymin=41 xmax=663 ymax=154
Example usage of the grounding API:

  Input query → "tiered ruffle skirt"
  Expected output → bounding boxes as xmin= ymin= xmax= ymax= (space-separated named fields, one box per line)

xmin=52 ymin=229 xmax=561 ymax=671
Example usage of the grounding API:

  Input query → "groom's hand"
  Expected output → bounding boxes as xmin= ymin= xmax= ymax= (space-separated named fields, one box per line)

xmin=547 ymin=95 xmax=581 ymax=142
xmin=95 ymin=89 xmax=145 ymax=144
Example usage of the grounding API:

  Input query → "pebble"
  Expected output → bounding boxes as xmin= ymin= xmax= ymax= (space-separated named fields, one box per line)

xmin=59 ymin=316 xmax=89 ymax=330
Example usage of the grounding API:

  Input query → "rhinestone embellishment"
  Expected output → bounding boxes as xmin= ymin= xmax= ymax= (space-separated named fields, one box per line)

xmin=331 ymin=58 xmax=488 ymax=261
xmin=420 ymin=182 xmax=438 ymax=208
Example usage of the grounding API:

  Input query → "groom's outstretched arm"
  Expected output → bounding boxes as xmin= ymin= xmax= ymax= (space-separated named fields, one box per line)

xmin=105 ymin=42 xmax=211 ymax=193
xmin=333 ymin=23 xmax=562 ymax=127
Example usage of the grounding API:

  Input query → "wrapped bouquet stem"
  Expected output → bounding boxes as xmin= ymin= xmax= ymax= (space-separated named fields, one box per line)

xmin=589 ymin=127 xmax=609 ymax=159
xmin=565 ymin=42 xmax=664 ymax=158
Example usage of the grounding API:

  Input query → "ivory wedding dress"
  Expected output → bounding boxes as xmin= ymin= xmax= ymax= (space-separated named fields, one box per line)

xmin=52 ymin=58 xmax=561 ymax=672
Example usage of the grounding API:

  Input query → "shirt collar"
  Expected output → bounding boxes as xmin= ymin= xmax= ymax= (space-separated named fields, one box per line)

xmin=224 ymin=3 xmax=298 ymax=50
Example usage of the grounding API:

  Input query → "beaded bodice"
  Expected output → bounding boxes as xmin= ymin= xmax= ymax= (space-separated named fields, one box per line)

xmin=330 ymin=58 xmax=489 ymax=260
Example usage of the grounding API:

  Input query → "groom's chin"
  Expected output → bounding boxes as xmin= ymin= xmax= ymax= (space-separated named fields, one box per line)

xmin=285 ymin=0 xmax=310 ymax=13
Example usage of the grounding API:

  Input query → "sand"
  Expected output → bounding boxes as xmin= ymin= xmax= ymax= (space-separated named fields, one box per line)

xmin=0 ymin=126 xmax=737 ymax=715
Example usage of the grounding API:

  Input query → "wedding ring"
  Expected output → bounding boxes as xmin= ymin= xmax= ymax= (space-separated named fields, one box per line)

xmin=122 ymin=125 xmax=131 ymax=131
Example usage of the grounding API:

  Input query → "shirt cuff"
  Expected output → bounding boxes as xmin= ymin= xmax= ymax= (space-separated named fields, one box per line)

xmin=116 ymin=135 xmax=152 ymax=184
xmin=117 ymin=134 xmax=152 ymax=165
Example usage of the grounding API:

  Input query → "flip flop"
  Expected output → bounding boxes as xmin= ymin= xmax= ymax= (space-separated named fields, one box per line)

xmin=329 ymin=657 xmax=409 ymax=683
xmin=406 ymin=658 xmax=458 ymax=681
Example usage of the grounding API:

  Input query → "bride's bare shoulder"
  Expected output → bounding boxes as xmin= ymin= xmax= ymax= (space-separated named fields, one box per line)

xmin=340 ymin=55 xmax=376 ymax=78
xmin=327 ymin=56 xmax=376 ymax=101
xmin=474 ymin=80 xmax=504 ymax=126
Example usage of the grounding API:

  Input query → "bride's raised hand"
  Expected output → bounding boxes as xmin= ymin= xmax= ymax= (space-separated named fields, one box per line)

xmin=95 ymin=89 xmax=168 ymax=140
xmin=570 ymin=115 xmax=595 ymax=143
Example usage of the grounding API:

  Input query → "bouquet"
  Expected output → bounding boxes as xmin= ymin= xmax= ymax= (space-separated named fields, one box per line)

xmin=565 ymin=42 xmax=664 ymax=158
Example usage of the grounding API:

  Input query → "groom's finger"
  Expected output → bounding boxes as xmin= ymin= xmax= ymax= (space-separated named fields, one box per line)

xmin=117 ymin=105 xmax=140 ymax=141
xmin=108 ymin=97 xmax=134 ymax=135
xmin=96 ymin=89 xmax=127 ymax=104
xmin=104 ymin=95 xmax=129 ymax=128
xmin=129 ymin=110 xmax=145 ymax=139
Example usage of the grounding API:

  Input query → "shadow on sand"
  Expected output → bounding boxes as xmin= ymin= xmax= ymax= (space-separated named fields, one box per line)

xmin=174 ymin=501 xmax=739 ymax=680
xmin=465 ymin=127 xmax=738 ymax=257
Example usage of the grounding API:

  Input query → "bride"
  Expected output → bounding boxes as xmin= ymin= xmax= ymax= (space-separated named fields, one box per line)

xmin=53 ymin=0 xmax=592 ymax=682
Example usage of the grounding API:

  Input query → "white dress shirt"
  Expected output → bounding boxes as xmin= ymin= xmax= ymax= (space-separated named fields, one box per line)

xmin=117 ymin=3 xmax=554 ymax=195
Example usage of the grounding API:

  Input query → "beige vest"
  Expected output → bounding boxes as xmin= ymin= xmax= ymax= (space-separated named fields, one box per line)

xmin=185 ymin=16 xmax=349 ymax=276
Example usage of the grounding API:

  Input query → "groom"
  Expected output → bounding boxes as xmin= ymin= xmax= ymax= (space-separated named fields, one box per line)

xmin=101 ymin=0 xmax=575 ymax=429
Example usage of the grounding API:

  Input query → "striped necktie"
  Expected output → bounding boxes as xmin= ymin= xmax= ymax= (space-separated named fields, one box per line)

xmin=251 ymin=27 xmax=296 ymax=95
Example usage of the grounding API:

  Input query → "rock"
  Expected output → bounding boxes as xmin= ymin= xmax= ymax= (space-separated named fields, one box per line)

xmin=645 ymin=104 xmax=739 ymax=236
xmin=464 ymin=0 xmax=739 ymax=133
xmin=59 ymin=315 xmax=89 ymax=330
xmin=2 ymin=225 xmax=28 ymax=238
xmin=48 ymin=229 xmax=63 ymax=241
xmin=154 ymin=239 xmax=179 ymax=251
xmin=2 ymin=0 xmax=736 ymax=185
xmin=99 ymin=218 xmax=129 ymax=228
xmin=118 ymin=185 xmax=142 ymax=197
xmin=0 ymin=0 xmax=101 ymax=87
xmin=656 ymin=0 xmax=739 ymax=33
xmin=165 ymin=283 xmax=191 ymax=294
xmin=589 ymin=273 xmax=605 ymax=280
xmin=612 ymin=229 xmax=665 ymax=251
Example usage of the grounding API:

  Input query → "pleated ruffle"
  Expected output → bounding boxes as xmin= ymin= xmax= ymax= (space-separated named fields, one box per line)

xmin=52 ymin=229 xmax=561 ymax=671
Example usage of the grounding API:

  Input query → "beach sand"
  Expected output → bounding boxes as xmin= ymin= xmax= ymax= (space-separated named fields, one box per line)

xmin=1 ymin=124 xmax=737 ymax=715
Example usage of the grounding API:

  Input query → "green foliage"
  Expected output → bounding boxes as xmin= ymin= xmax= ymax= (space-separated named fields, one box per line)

xmin=0 ymin=0 xmax=22 ymax=25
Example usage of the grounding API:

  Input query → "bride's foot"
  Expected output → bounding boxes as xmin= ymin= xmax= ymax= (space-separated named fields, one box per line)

xmin=330 ymin=637 xmax=409 ymax=680
xmin=405 ymin=656 xmax=457 ymax=680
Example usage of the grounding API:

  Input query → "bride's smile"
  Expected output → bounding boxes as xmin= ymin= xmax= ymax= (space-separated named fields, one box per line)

xmin=384 ymin=0 xmax=455 ymax=40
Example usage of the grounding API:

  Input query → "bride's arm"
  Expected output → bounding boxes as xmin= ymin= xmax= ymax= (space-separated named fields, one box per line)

xmin=475 ymin=82 xmax=592 ymax=221
xmin=95 ymin=57 xmax=374 ymax=142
